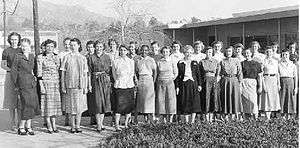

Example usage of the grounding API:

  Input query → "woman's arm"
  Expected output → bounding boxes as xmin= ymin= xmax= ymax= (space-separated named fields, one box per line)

xmin=1 ymin=60 xmax=10 ymax=71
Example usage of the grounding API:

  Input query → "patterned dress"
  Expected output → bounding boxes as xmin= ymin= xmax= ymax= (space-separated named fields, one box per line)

xmin=37 ymin=54 xmax=62 ymax=117
xmin=60 ymin=52 xmax=88 ymax=114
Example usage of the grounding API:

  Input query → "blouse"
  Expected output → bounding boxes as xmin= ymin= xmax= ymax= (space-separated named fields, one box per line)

xmin=220 ymin=58 xmax=243 ymax=82
xmin=178 ymin=60 xmax=194 ymax=81
xmin=1 ymin=47 xmax=22 ymax=69
xmin=135 ymin=56 xmax=156 ymax=76
xmin=262 ymin=58 xmax=278 ymax=75
xmin=278 ymin=60 xmax=297 ymax=78
xmin=105 ymin=50 xmax=119 ymax=63
xmin=37 ymin=54 xmax=60 ymax=81
xmin=149 ymin=53 xmax=163 ymax=62
xmin=252 ymin=52 xmax=265 ymax=64
xmin=112 ymin=56 xmax=135 ymax=89
xmin=236 ymin=54 xmax=246 ymax=62
xmin=241 ymin=60 xmax=262 ymax=79
xmin=157 ymin=57 xmax=178 ymax=81
xmin=273 ymin=53 xmax=281 ymax=61
xmin=192 ymin=53 xmax=206 ymax=63
xmin=58 ymin=50 xmax=71 ymax=66
xmin=87 ymin=53 xmax=111 ymax=74
xmin=199 ymin=58 xmax=220 ymax=75
xmin=170 ymin=52 xmax=184 ymax=64
xmin=213 ymin=52 xmax=225 ymax=62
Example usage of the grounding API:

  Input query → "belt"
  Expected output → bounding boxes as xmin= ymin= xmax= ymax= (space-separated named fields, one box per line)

xmin=93 ymin=71 xmax=107 ymax=78
xmin=263 ymin=74 xmax=276 ymax=76
xmin=205 ymin=72 xmax=215 ymax=77
xmin=223 ymin=74 xmax=236 ymax=78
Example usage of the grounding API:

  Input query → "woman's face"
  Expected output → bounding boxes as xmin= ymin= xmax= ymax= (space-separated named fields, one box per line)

xmin=129 ymin=43 xmax=136 ymax=55
xmin=172 ymin=44 xmax=180 ymax=52
xmin=243 ymin=49 xmax=252 ymax=60
xmin=95 ymin=43 xmax=104 ymax=55
xmin=206 ymin=48 xmax=213 ymax=58
xmin=184 ymin=48 xmax=193 ymax=59
xmin=251 ymin=43 xmax=259 ymax=52
xmin=45 ymin=43 xmax=54 ymax=54
xmin=281 ymin=51 xmax=289 ymax=61
xmin=119 ymin=47 xmax=128 ymax=57
xmin=214 ymin=43 xmax=222 ymax=51
xmin=289 ymin=44 xmax=296 ymax=53
xmin=225 ymin=48 xmax=233 ymax=57
xmin=162 ymin=48 xmax=170 ymax=58
xmin=70 ymin=41 xmax=79 ymax=52
xmin=109 ymin=41 xmax=117 ymax=51
xmin=141 ymin=46 xmax=149 ymax=58
xmin=64 ymin=40 xmax=71 ymax=51
xmin=87 ymin=44 xmax=95 ymax=54
xmin=194 ymin=44 xmax=203 ymax=54
xmin=10 ymin=35 xmax=19 ymax=48
xmin=271 ymin=45 xmax=278 ymax=52
xmin=151 ymin=44 xmax=159 ymax=54
xmin=21 ymin=41 xmax=30 ymax=54
xmin=235 ymin=47 xmax=243 ymax=54
xmin=265 ymin=49 xmax=273 ymax=57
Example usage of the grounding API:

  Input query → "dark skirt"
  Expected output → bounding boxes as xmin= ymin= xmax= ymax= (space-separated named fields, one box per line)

xmin=220 ymin=77 xmax=243 ymax=114
xmin=19 ymin=87 xmax=40 ymax=120
xmin=86 ymin=92 xmax=94 ymax=115
xmin=280 ymin=77 xmax=296 ymax=113
xmin=201 ymin=76 xmax=221 ymax=113
xmin=90 ymin=73 xmax=111 ymax=114
xmin=115 ymin=88 xmax=135 ymax=114
xmin=178 ymin=80 xmax=201 ymax=114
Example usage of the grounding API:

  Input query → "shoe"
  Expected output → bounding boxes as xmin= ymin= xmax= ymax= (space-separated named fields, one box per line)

xmin=96 ymin=129 xmax=102 ymax=133
xmin=70 ymin=128 xmax=76 ymax=133
xmin=18 ymin=128 xmax=27 ymax=135
xmin=25 ymin=128 xmax=35 ymax=135
xmin=47 ymin=130 xmax=53 ymax=134
xmin=53 ymin=129 xmax=59 ymax=133
xmin=43 ymin=123 xmax=47 ymax=127
xmin=75 ymin=128 xmax=82 ymax=133
xmin=115 ymin=128 xmax=122 ymax=132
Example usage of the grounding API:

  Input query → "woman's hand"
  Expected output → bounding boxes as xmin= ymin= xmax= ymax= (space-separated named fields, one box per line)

xmin=294 ymin=87 xmax=298 ymax=95
xmin=257 ymin=86 xmax=262 ymax=93
xmin=176 ymin=87 xmax=179 ymax=95
xmin=39 ymin=80 xmax=46 ymax=94
xmin=61 ymin=87 xmax=66 ymax=94
xmin=197 ymin=86 xmax=202 ymax=92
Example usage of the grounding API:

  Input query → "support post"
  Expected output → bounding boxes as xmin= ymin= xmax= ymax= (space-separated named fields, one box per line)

xmin=32 ymin=0 xmax=40 ymax=56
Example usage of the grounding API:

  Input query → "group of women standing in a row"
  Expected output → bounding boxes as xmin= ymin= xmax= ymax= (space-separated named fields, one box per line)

xmin=1 ymin=31 xmax=298 ymax=136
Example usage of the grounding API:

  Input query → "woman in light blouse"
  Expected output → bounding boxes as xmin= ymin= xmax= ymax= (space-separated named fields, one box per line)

xmin=259 ymin=46 xmax=281 ymax=120
xmin=112 ymin=45 xmax=135 ymax=131
xmin=156 ymin=46 xmax=178 ymax=123
xmin=278 ymin=48 xmax=298 ymax=119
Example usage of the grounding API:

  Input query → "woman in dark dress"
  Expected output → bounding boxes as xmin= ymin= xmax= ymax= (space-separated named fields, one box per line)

xmin=199 ymin=46 xmax=221 ymax=122
xmin=175 ymin=45 xmax=202 ymax=123
xmin=87 ymin=41 xmax=112 ymax=132
xmin=11 ymin=38 xmax=39 ymax=135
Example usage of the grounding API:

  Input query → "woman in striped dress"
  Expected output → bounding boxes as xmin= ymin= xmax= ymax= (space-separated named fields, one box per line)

xmin=37 ymin=39 xmax=61 ymax=133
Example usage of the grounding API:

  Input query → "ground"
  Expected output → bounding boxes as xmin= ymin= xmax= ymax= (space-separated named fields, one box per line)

xmin=0 ymin=109 xmax=116 ymax=148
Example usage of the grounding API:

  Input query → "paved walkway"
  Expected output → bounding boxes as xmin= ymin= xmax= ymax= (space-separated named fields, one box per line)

xmin=0 ymin=109 xmax=116 ymax=148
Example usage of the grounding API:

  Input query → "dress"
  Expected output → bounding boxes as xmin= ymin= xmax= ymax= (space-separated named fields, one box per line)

xmin=278 ymin=60 xmax=297 ymax=113
xmin=175 ymin=60 xmax=201 ymax=114
xmin=219 ymin=58 xmax=243 ymax=114
xmin=241 ymin=60 xmax=262 ymax=114
xmin=88 ymin=53 xmax=112 ymax=114
xmin=60 ymin=52 xmax=88 ymax=115
xmin=199 ymin=58 xmax=221 ymax=113
xmin=135 ymin=56 xmax=156 ymax=113
xmin=259 ymin=58 xmax=281 ymax=111
xmin=156 ymin=57 xmax=178 ymax=114
xmin=37 ymin=54 xmax=62 ymax=117
xmin=112 ymin=56 xmax=135 ymax=114
xmin=11 ymin=53 xmax=40 ymax=120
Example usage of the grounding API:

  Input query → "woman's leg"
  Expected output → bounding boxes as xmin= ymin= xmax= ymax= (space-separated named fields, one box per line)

xmin=75 ymin=113 xmax=82 ymax=129
xmin=46 ymin=116 xmax=52 ymax=131
xmin=18 ymin=120 xmax=26 ymax=133
xmin=125 ymin=113 xmax=131 ymax=128
xmin=266 ymin=112 xmax=271 ymax=120
xmin=99 ymin=113 xmax=105 ymax=129
xmin=71 ymin=115 xmax=76 ymax=129
xmin=191 ymin=113 xmax=196 ymax=123
xmin=9 ymin=108 xmax=16 ymax=129
xmin=169 ymin=114 xmax=174 ymax=123
xmin=51 ymin=116 xmax=57 ymax=131
xmin=184 ymin=115 xmax=189 ymax=123
xmin=115 ymin=113 xmax=121 ymax=130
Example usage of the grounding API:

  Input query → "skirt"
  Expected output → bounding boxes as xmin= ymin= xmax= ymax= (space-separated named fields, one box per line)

xmin=90 ymin=73 xmax=111 ymax=114
xmin=136 ymin=75 xmax=155 ymax=113
xmin=178 ymin=80 xmax=201 ymax=114
xmin=201 ymin=76 xmax=220 ymax=113
xmin=65 ymin=88 xmax=87 ymax=115
xmin=3 ymin=72 xmax=19 ymax=109
xmin=155 ymin=80 xmax=176 ymax=114
xmin=241 ymin=79 xmax=258 ymax=114
xmin=19 ymin=87 xmax=40 ymax=120
xmin=259 ymin=76 xmax=281 ymax=111
xmin=115 ymin=88 xmax=135 ymax=114
xmin=40 ymin=80 xmax=62 ymax=116
xmin=280 ymin=77 xmax=296 ymax=113
xmin=220 ymin=77 xmax=243 ymax=114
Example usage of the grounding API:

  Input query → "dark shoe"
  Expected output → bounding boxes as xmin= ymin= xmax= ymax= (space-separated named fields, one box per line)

xmin=75 ymin=128 xmax=82 ymax=133
xmin=96 ymin=129 xmax=102 ymax=133
xmin=18 ymin=128 xmax=27 ymax=135
xmin=25 ymin=128 xmax=35 ymax=135
xmin=43 ymin=123 xmax=47 ymax=127
xmin=70 ymin=128 xmax=76 ymax=133
xmin=64 ymin=123 xmax=69 ymax=126
xmin=101 ymin=127 xmax=105 ymax=131
xmin=47 ymin=130 xmax=53 ymax=134
xmin=53 ymin=129 xmax=59 ymax=133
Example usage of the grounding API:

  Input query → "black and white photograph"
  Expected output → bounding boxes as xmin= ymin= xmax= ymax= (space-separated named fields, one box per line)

xmin=0 ymin=0 xmax=298 ymax=147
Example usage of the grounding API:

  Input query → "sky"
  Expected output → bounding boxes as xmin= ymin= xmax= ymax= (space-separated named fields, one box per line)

xmin=43 ymin=0 xmax=298 ymax=23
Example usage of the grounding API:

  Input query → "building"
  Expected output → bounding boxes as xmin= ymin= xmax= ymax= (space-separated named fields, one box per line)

xmin=156 ymin=5 xmax=299 ymax=50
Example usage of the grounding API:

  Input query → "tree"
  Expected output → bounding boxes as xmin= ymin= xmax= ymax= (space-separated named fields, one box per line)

xmin=148 ymin=16 xmax=162 ymax=27
xmin=191 ymin=17 xmax=201 ymax=23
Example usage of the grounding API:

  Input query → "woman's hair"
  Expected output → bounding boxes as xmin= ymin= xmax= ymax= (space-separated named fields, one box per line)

xmin=86 ymin=40 xmax=94 ymax=48
xmin=41 ymin=41 xmax=46 ymax=48
xmin=20 ymin=38 xmax=31 ymax=45
xmin=183 ymin=45 xmax=194 ymax=53
xmin=151 ymin=41 xmax=159 ymax=46
xmin=119 ymin=44 xmax=127 ymax=50
xmin=212 ymin=40 xmax=223 ymax=47
xmin=93 ymin=40 xmax=106 ymax=49
xmin=70 ymin=38 xmax=82 ymax=52
xmin=270 ymin=42 xmax=279 ymax=48
xmin=233 ymin=43 xmax=244 ymax=49
xmin=193 ymin=40 xmax=205 ymax=49
xmin=204 ymin=46 xmax=214 ymax=55
xmin=171 ymin=40 xmax=182 ymax=48
xmin=264 ymin=46 xmax=272 ymax=53
xmin=7 ymin=32 xmax=21 ymax=46
xmin=281 ymin=48 xmax=289 ymax=53
xmin=160 ymin=46 xmax=172 ymax=54
xmin=249 ymin=41 xmax=261 ymax=49
xmin=44 ymin=39 xmax=57 ymax=48
xmin=108 ymin=38 xmax=118 ymax=48
xmin=63 ymin=37 xmax=71 ymax=43
xmin=224 ymin=46 xmax=234 ymax=57
xmin=287 ymin=42 xmax=297 ymax=49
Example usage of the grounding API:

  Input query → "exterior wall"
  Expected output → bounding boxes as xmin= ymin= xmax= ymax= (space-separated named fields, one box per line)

xmin=174 ymin=28 xmax=193 ymax=46
xmin=194 ymin=27 xmax=208 ymax=46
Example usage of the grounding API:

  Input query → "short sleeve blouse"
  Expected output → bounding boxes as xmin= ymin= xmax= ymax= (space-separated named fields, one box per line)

xmin=241 ymin=60 xmax=262 ymax=79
